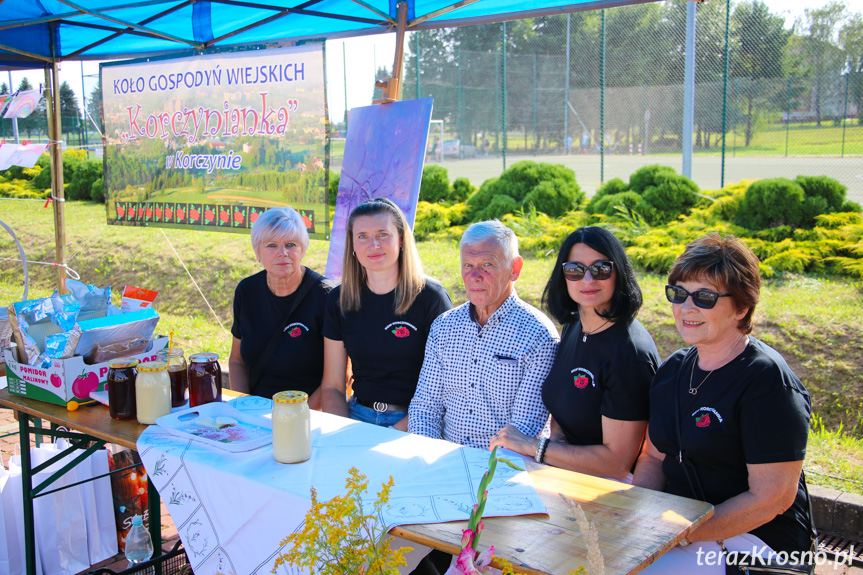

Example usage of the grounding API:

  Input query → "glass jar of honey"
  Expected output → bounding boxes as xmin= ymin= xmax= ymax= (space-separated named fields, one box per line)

xmin=188 ymin=352 xmax=222 ymax=407
xmin=157 ymin=348 xmax=188 ymax=408
xmin=107 ymin=357 xmax=139 ymax=420
xmin=136 ymin=361 xmax=171 ymax=424
xmin=272 ymin=390 xmax=310 ymax=464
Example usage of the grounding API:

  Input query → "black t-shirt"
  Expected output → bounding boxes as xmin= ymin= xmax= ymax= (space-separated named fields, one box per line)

xmin=231 ymin=268 xmax=329 ymax=398
xmin=541 ymin=318 xmax=659 ymax=447
xmin=322 ymin=279 xmax=452 ymax=406
xmin=648 ymin=338 xmax=812 ymax=553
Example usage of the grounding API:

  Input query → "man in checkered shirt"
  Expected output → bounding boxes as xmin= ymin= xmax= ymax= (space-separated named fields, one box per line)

xmin=408 ymin=220 xmax=559 ymax=450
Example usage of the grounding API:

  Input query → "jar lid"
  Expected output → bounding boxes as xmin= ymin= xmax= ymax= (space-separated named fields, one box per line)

xmin=138 ymin=361 xmax=168 ymax=372
xmin=273 ymin=390 xmax=308 ymax=404
xmin=158 ymin=348 xmax=184 ymax=358
xmin=107 ymin=357 xmax=140 ymax=368
xmin=189 ymin=352 xmax=219 ymax=362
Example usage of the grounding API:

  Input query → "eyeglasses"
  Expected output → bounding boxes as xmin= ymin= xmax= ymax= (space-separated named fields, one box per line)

xmin=561 ymin=260 xmax=614 ymax=281
xmin=665 ymin=284 xmax=731 ymax=310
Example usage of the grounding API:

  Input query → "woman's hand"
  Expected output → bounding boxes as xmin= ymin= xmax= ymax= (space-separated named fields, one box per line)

xmin=489 ymin=424 xmax=538 ymax=457
xmin=320 ymin=338 xmax=350 ymax=417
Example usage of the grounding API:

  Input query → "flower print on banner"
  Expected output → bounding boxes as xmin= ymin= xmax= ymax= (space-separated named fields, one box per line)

xmin=217 ymin=205 xmax=231 ymax=227
xmin=299 ymin=209 xmax=316 ymax=234
xmin=386 ymin=321 xmax=417 ymax=339
xmin=284 ymin=322 xmax=308 ymax=338
xmin=188 ymin=203 xmax=203 ymax=226
xmin=570 ymin=367 xmax=596 ymax=389
xmin=114 ymin=202 xmax=127 ymax=221
xmin=203 ymin=204 xmax=219 ymax=227
xmin=231 ymin=205 xmax=248 ymax=228
xmin=248 ymin=206 xmax=265 ymax=226
xmin=154 ymin=203 xmax=164 ymax=221
xmin=175 ymin=204 xmax=187 ymax=224
xmin=163 ymin=202 xmax=175 ymax=223
xmin=692 ymin=406 xmax=723 ymax=429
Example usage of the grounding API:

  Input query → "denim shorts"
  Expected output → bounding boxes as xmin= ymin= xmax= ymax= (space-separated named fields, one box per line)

xmin=348 ymin=397 xmax=407 ymax=427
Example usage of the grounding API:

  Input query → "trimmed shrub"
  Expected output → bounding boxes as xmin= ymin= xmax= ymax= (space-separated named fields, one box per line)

xmin=451 ymin=177 xmax=475 ymax=202
xmin=419 ymin=165 xmax=451 ymax=203
xmin=465 ymin=161 xmax=582 ymax=221
xmin=640 ymin=171 xmax=702 ymax=225
xmin=328 ymin=171 xmax=339 ymax=206
xmin=796 ymin=176 xmax=846 ymax=212
xmin=585 ymin=177 xmax=628 ymax=214
xmin=736 ymin=178 xmax=806 ymax=230
xmin=629 ymin=164 xmax=677 ymax=194
xmin=414 ymin=201 xmax=451 ymax=240
xmin=66 ymin=160 xmax=103 ymax=201
xmin=587 ymin=191 xmax=644 ymax=218
xmin=91 ymin=177 xmax=104 ymax=202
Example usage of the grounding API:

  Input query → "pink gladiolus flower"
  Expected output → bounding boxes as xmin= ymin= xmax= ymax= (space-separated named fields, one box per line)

xmin=445 ymin=529 xmax=496 ymax=575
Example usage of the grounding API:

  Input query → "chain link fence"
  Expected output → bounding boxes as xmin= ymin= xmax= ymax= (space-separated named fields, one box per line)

xmin=401 ymin=0 xmax=863 ymax=201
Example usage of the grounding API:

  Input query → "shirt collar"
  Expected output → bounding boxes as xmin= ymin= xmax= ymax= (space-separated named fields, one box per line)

xmin=469 ymin=290 xmax=519 ymax=328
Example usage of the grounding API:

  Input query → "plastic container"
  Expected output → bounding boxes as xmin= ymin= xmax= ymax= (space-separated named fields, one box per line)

xmin=124 ymin=514 xmax=154 ymax=566
xmin=107 ymin=358 xmax=140 ymax=420
xmin=136 ymin=361 xmax=171 ymax=424
xmin=272 ymin=390 xmax=310 ymax=464
xmin=157 ymin=348 xmax=188 ymax=407
xmin=188 ymin=352 xmax=222 ymax=407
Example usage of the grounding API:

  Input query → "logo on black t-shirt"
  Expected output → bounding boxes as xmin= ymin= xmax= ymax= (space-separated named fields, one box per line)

xmin=385 ymin=321 xmax=418 ymax=338
xmin=571 ymin=367 xmax=596 ymax=389
xmin=692 ymin=406 xmax=724 ymax=428
xmin=284 ymin=322 xmax=309 ymax=337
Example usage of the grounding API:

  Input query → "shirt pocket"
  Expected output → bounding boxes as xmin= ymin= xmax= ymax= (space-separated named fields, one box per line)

xmin=492 ymin=355 xmax=523 ymax=395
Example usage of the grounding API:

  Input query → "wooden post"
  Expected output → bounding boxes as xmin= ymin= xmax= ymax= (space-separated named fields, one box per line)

xmin=373 ymin=2 xmax=407 ymax=103
xmin=44 ymin=63 xmax=67 ymax=294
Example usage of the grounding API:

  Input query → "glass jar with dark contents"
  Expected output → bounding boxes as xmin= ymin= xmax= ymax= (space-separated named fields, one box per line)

xmin=188 ymin=352 xmax=222 ymax=407
xmin=157 ymin=348 xmax=188 ymax=407
xmin=107 ymin=357 xmax=139 ymax=420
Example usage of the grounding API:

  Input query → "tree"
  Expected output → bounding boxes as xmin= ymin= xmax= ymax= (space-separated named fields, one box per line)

xmin=88 ymin=79 xmax=103 ymax=133
xmin=59 ymin=81 xmax=80 ymax=130
xmin=801 ymin=1 xmax=846 ymax=126
xmin=840 ymin=14 xmax=863 ymax=125
xmin=731 ymin=0 xmax=790 ymax=146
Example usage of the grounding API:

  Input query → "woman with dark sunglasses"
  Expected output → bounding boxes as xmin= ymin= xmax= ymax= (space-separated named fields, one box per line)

xmin=634 ymin=233 xmax=813 ymax=574
xmin=489 ymin=226 xmax=659 ymax=482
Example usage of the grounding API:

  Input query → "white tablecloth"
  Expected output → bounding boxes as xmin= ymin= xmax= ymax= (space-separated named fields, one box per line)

xmin=136 ymin=397 xmax=546 ymax=575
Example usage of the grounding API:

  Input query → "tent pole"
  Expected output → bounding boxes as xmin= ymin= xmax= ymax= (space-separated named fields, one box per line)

xmin=375 ymin=1 xmax=407 ymax=103
xmin=45 ymin=63 xmax=67 ymax=294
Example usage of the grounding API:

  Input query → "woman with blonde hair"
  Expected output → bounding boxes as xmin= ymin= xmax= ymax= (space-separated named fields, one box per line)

xmin=321 ymin=198 xmax=451 ymax=429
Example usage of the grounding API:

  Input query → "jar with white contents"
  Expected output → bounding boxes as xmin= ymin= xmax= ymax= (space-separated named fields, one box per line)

xmin=272 ymin=391 xmax=310 ymax=464
xmin=136 ymin=361 xmax=172 ymax=424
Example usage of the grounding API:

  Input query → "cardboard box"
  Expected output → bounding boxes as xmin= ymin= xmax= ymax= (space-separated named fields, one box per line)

xmin=3 ymin=336 xmax=169 ymax=408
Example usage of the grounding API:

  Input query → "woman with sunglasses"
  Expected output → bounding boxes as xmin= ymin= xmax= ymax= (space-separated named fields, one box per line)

xmin=634 ymin=233 xmax=813 ymax=574
xmin=490 ymin=226 xmax=659 ymax=482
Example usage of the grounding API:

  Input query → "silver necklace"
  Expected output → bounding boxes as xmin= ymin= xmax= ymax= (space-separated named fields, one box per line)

xmin=689 ymin=338 xmax=747 ymax=395
xmin=582 ymin=319 xmax=611 ymax=342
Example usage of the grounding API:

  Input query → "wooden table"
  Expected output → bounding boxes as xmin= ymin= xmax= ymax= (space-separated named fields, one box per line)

xmin=394 ymin=460 xmax=713 ymax=575
xmin=0 ymin=388 xmax=164 ymax=575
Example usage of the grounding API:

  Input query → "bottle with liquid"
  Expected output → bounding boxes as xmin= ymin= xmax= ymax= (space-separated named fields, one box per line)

xmin=136 ymin=361 xmax=172 ymax=424
xmin=157 ymin=347 xmax=188 ymax=407
xmin=124 ymin=514 xmax=154 ymax=566
xmin=188 ymin=352 xmax=222 ymax=407
xmin=272 ymin=390 xmax=311 ymax=464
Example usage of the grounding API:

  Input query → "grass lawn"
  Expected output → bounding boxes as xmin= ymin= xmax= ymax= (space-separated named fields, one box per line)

xmin=1 ymin=200 xmax=861 ymax=494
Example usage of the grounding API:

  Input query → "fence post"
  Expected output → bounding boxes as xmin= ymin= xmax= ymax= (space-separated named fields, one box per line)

xmin=720 ymin=0 xmax=730 ymax=189
xmin=415 ymin=32 xmax=420 ymax=100
xmin=501 ymin=22 xmax=507 ymax=171
xmin=458 ymin=48 xmax=463 ymax=142
xmin=343 ymin=43 xmax=348 ymax=130
xmin=565 ymin=13 xmax=571 ymax=154
xmin=841 ymin=69 xmax=849 ymax=158
xmin=533 ymin=53 xmax=538 ymax=154
xmin=600 ymin=9 xmax=606 ymax=183
xmin=682 ymin=0 xmax=696 ymax=179
xmin=785 ymin=76 xmax=791 ymax=158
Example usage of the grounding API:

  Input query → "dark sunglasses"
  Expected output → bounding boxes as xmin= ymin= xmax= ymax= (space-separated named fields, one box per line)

xmin=561 ymin=260 xmax=614 ymax=281
xmin=665 ymin=284 xmax=731 ymax=309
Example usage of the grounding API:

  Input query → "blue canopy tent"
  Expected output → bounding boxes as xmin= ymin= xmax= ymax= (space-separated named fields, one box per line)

xmin=0 ymin=0 xmax=662 ymax=294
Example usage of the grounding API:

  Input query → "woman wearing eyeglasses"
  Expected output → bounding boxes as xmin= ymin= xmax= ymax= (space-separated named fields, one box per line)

xmin=490 ymin=226 xmax=659 ymax=482
xmin=634 ymin=233 xmax=813 ymax=574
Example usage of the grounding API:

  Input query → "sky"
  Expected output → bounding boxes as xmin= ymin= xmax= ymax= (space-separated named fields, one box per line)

xmin=0 ymin=0 xmax=834 ymax=129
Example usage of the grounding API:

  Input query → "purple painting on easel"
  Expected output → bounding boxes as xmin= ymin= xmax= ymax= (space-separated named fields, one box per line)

xmin=325 ymin=98 xmax=433 ymax=280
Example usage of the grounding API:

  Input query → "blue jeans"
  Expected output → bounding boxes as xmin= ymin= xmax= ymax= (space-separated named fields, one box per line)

xmin=348 ymin=397 xmax=407 ymax=427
